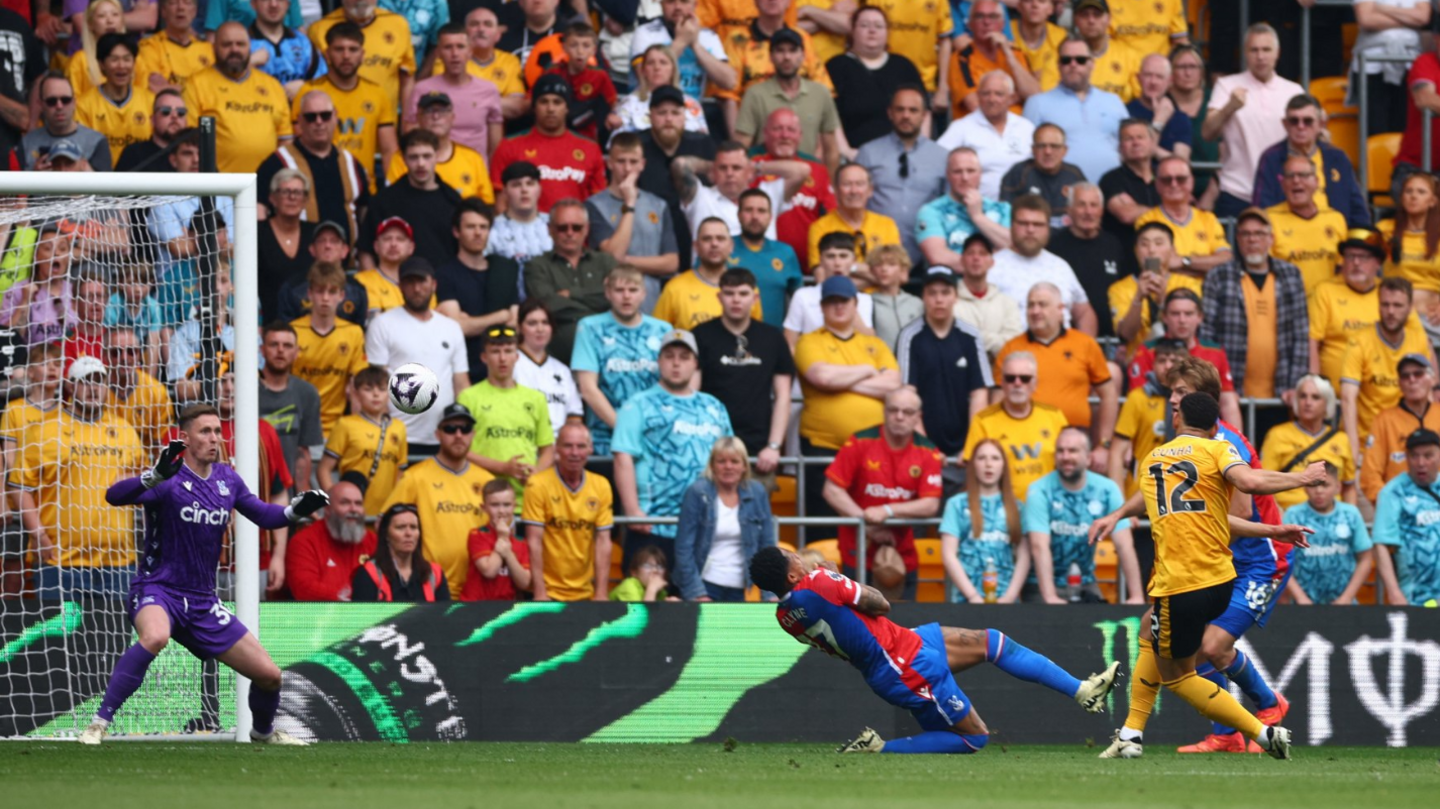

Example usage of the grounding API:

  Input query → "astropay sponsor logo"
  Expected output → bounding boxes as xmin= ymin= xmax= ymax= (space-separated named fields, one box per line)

xmin=1093 ymin=612 xmax=1440 ymax=746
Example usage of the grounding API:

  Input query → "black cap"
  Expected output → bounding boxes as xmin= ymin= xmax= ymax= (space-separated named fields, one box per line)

xmin=1407 ymin=428 xmax=1440 ymax=451
xmin=922 ymin=267 xmax=958 ymax=289
xmin=532 ymin=73 xmax=572 ymax=103
xmin=1338 ymin=227 xmax=1386 ymax=259
xmin=1074 ymin=0 xmax=1110 ymax=13
xmin=417 ymin=91 xmax=453 ymax=109
xmin=439 ymin=402 xmax=476 ymax=427
xmin=649 ymin=85 xmax=685 ymax=109
xmin=962 ymin=233 xmax=994 ymax=253
xmin=399 ymin=257 xmax=434 ymax=280
xmin=501 ymin=160 xmax=541 ymax=185
xmin=313 ymin=220 xmax=348 ymax=241
xmin=769 ymin=27 xmax=804 ymax=50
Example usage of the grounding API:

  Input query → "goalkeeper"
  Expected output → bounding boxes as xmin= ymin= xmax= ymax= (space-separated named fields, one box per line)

xmin=79 ymin=404 xmax=329 ymax=746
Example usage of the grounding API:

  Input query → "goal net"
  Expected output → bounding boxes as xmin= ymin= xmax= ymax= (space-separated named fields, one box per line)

xmin=0 ymin=173 xmax=260 ymax=741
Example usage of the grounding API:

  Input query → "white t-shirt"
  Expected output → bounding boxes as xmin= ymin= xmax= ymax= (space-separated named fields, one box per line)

xmin=364 ymin=308 xmax=469 ymax=445
xmin=936 ymin=111 xmax=1035 ymax=201
xmin=682 ymin=178 xmax=784 ymax=241
xmin=514 ymin=350 xmax=583 ymax=437
xmin=783 ymin=285 xmax=876 ymax=336
xmin=988 ymin=249 xmax=1089 ymax=326
xmin=701 ymin=498 xmax=746 ymax=589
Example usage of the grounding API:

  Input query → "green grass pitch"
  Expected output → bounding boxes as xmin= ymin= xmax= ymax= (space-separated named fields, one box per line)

xmin=2 ymin=743 xmax=1436 ymax=809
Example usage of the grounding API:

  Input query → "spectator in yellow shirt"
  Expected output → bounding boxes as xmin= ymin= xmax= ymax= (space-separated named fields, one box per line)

xmin=182 ymin=22 xmax=291 ymax=173
xmin=386 ymin=91 xmax=494 ymax=202
xmin=654 ymin=218 xmax=762 ymax=328
xmin=309 ymin=0 xmax=416 ymax=111
xmin=1260 ymin=374 xmax=1356 ymax=512
xmin=962 ymin=350 xmax=1070 ymax=500
xmin=1341 ymin=276 xmax=1440 ymax=461
xmin=1072 ymin=0 xmax=1141 ymax=101
xmin=1010 ymin=0 xmax=1066 ymax=93
xmin=75 ymin=34 xmax=155 ymax=166
xmin=806 ymin=163 xmax=901 ymax=276
xmin=1267 ymin=154 xmax=1346 ymax=293
xmin=297 ymin=21 xmax=398 ymax=191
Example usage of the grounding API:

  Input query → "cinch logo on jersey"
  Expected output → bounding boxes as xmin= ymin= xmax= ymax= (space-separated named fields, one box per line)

xmin=181 ymin=501 xmax=230 ymax=526
xmin=864 ymin=483 xmax=915 ymax=499
xmin=539 ymin=165 xmax=588 ymax=183
xmin=605 ymin=357 xmax=657 ymax=373
xmin=673 ymin=420 xmax=725 ymax=438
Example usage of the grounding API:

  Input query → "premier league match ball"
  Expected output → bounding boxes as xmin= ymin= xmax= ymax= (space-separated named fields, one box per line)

xmin=389 ymin=363 xmax=440 ymax=415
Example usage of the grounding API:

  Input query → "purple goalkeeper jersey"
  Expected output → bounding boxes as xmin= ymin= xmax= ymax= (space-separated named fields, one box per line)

xmin=107 ymin=463 xmax=291 ymax=596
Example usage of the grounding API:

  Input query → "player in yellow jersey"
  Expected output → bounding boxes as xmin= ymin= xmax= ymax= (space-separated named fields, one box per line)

xmin=1090 ymin=391 xmax=1324 ymax=760
xmin=522 ymin=423 xmax=614 ymax=601
xmin=298 ymin=21 xmax=398 ymax=190
xmin=7 ymin=357 xmax=145 ymax=598
xmin=291 ymin=263 xmax=369 ymax=434
xmin=309 ymin=0 xmax=416 ymax=112
xmin=184 ymin=23 xmax=291 ymax=173
xmin=381 ymin=404 xmax=492 ymax=599
xmin=136 ymin=0 xmax=213 ymax=93
xmin=319 ymin=367 xmax=408 ymax=518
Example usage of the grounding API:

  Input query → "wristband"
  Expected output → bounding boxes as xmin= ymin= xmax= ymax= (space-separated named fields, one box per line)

xmin=620 ymin=205 xmax=635 ymax=215
xmin=884 ymin=505 xmax=895 ymax=519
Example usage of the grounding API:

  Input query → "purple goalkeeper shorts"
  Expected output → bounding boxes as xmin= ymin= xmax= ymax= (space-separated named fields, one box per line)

xmin=128 ymin=584 xmax=249 ymax=660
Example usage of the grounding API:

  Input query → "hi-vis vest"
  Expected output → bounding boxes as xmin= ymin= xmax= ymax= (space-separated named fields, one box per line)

xmin=361 ymin=559 xmax=443 ymax=602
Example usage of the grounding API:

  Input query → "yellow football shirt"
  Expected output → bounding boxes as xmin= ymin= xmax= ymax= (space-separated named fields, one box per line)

xmin=0 ymin=398 xmax=59 ymax=449
xmin=106 ymin=370 xmax=173 ymax=454
xmin=1378 ymin=219 xmax=1440 ymax=293
xmin=1142 ymin=434 xmax=1244 ymax=597
xmin=136 ymin=33 xmax=213 ymax=91
xmin=806 ymin=210 xmax=902 ymax=271
xmin=324 ymin=413 xmax=408 ymax=517
xmin=521 ymin=467 xmax=615 ymax=601
xmin=430 ymin=50 xmax=526 ymax=96
xmin=1259 ymin=421 xmax=1355 ymax=511
xmin=961 ymin=401 xmax=1070 ymax=500
xmin=1241 ymin=273 xmax=1277 ymax=399
xmin=382 ymin=457 xmax=493 ymax=599
xmin=183 ymin=67 xmax=292 ymax=173
xmin=1267 ymin=204 xmax=1345 ymax=292
xmin=1090 ymin=39 xmax=1142 ymax=102
xmin=1113 ymin=388 xmax=1168 ymax=496
xmin=1109 ymin=0 xmax=1188 ymax=58
xmin=652 ymin=270 xmax=762 ymax=329
xmin=1341 ymin=323 xmax=1434 ymax=436
xmin=8 ymin=411 xmax=144 ymax=568
xmin=1308 ymin=279 xmax=1426 ymax=391
xmin=994 ymin=329 xmax=1111 ymax=427
xmin=386 ymin=141 xmax=494 ymax=202
xmin=1107 ymin=271 xmax=1205 ymax=356
xmin=65 ymin=51 xmax=100 ymax=99
xmin=719 ymin=25 xmax=833 ymax=100
xmin=867 ymin=0 xmax=953 ymax=91
xmin=1135 ymin=206 xmax=1231 ymax=259
xmin=75 ymin=85 xmax=156 ymax=165
xmin=292 ymin=315 xmax=370 ymax=434
xmin=1010 ymin=19 xmax=1067 ymax=92
xmin=355 ymin=269 xmax=402 ymax=314
xmin=294 ymin=75 xmax=395 ymax=184
xmin=796 ymin=1 xmax=847 ymax=66
xmin=795 ymin=328 xmax=899 ymax=450
xmin=309 ymin=8 xmax=417 ymax=109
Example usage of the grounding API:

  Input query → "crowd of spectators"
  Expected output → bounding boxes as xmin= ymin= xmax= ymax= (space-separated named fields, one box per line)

xmin=3 ymin=0 xmax=1440 ymax=608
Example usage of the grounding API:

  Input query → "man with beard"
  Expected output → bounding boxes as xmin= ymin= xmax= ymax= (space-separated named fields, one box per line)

xmin=988 ymin=196 xmax=1095 ymax=333
xmin=635 ymin=85 xmax=716 ymax=269
xmin=745 ymin=108 xmax=836 ymax=271
xmin=103 ymin=328 xmax=174 ymax=454
xmin=182 ymin=21 xmax=290 ymax=173
xmin=308 ymin=0 xmax=416 ymax=111
xmin=284 ymin=481 xmax=377 ymax=602
xmin=675 ymin=138 xmax=809 ymax=254
xmin=857 ymin=86 xmax=948 ymax=271
xmin=258 ymin=92 xmax=370 ymax=246
xmin=728 ymin=188 xmax=801 ymax=328
xmin=258 ymin=322 xmax=324 ymax=489
xmin=295 ymin=21 xmax=396 ymax=189
xmin=734 ymin=27 xmax=840 ymax=176
xmin=115 ymin=89 xmax=188 ymax=171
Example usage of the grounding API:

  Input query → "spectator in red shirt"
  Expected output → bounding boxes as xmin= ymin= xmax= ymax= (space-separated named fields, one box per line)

xmin=1123 ymin=287 xmax=1241 ymax=425
xmin=822 ymin=385 xmax=943 ymax=599
xmin=284 ymin=481 xmax=377 ymax=601
xmin=545 ymin=23 xmax=617 ymax=143
xmin=752 ymin=107 xmax=835 ymax=272
xmin=462 ymin=478 xmax=533 ymax=600
xmin=489 ymin=73 xmax=606 ymax=213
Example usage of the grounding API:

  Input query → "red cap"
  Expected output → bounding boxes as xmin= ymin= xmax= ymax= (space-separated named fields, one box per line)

xmin=376 ymin=216 xmax=413 ymax=239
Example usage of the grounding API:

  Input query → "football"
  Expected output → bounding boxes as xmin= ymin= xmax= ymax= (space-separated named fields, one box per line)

xmin=389 ymin=363 xmax=440 ymax=415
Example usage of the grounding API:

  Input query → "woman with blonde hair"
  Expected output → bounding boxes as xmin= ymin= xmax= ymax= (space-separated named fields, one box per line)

xmin=673 ymin=436 xmax=776 ymax=602
xmin=1260 ymin=374 xmax=1356 ymax=511
xmin=939 ymin=439 xmax=1028 ymax=604
xmin=66 ymin=0 xmax=128 ymax=99
xmin=605 ymin=44 xmax=708 ymax=141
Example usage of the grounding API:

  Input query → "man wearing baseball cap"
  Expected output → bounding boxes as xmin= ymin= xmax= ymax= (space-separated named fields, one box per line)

xmin=612 ymin=328 xmax=733 ymax=564
xmin=386 ymin=90 xmax=495 ymax=202
xmin=354 ymin=216 xmax=417 ymax=318
xmin=1361 ymin=353 xmax=1440 ymax=502
xmin=1372 ymin=426 xmax=1440 ymax=607
xmin=732 ymin=26 xmax=841 ymax=173
xmin=275 ymin=221 xmax=372 ymax=328
xmin=407 ymin=22 xmax=504 ymax=158
xmin=489 ymin=72 xmax=606 ymax=213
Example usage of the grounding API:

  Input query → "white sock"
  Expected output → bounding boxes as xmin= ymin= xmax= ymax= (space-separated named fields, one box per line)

xmin=1258 ymin=727 xmax=1274 ymax=747
xmin=1118 ymin=727 xmax=1143 ymax=743
xmin=90 ymin=716 xmax=110 ymax=727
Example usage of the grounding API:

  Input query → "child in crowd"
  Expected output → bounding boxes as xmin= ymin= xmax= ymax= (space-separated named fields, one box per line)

xmin=462 ymin=480 xmax=533 ymax=601
xmin=866 ymin=244 xmax=922 ymax=350
xmin=317 ymin=365 xmax=408 ymax=519
xmin=1283 ymin=462 xmax=1374 ymax=605
xmin=610 ymin=545 xmax=678 ymax=602
xmin=104 ymin=265 xmax=167 ymax=377
xmin=548 ymin=23 xmax=617 ymax=142
xmin=781 ymin=232 xmax=876 ymax=347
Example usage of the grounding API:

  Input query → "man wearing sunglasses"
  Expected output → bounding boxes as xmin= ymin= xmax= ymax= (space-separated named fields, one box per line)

xmin=18 ymin=73 xmax=111 ymax=171
xmin=962 ymin=350 xmax=1069 ymax=501
xmin=295 ymin=21 xmax=396 ymax=194
xmin=1134 ymin=156 xmax=1233 ymax=278
xmin=257 ymin=91 xmax=370 ymax=245
xmin=115 ymin=89 xmax=187 ymax=172
xmin=1021 ymin=36 xmax=1127 ymax=184
xmin=1251 ymin=93 xmax=1369 ymax=230
xmin=1071 ymin=0 xmax=1141 ymax=102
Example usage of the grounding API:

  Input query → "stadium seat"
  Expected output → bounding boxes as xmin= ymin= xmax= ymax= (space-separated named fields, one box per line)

xmin=773 ymin=475 xmax=798 ymax=547
xmin=1310 ymin=76 xmax=1352 ymax=115
xmin=1367 ymin=132 xmax=1402 ymax=209
xmin=1093 ymin=539 xmax=1119 ymax=603
xmin=1311 ymin=77 xmax=1361 ymax=166
xmin=914 ymin=538 xmax=946 ymax=603
xmin=804 ymin=538 xmax=842 ymax=570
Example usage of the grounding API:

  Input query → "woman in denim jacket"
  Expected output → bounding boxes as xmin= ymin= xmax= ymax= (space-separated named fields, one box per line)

xmin=674 ymin=437 xmax=776 ymax=601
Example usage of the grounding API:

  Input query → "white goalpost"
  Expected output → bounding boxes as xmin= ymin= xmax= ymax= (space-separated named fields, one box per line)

xmin=0 ymin=172 xmax=260 ymax=741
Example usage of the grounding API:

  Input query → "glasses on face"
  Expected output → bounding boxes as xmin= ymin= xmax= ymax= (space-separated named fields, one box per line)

xmin=553 ymin=223 xmax=585 ymax=233
xmin=1285 ymin=116 xmax=1317 ymax=127
xmin=1059 ymin=56 xmax=1090 ymax=66
xmin=885 ymin=406 xmax=919 ymax=417
xmin=301 ymin=110 xmax=334 ymax=123
xmin=274 ymin=188 xmax=306 ymax=198
xmin=44 ymin=95 xmax=74 ymax=107
xmin=1401 ymin=370 xmax=1429 ymax=381
xmin=898 ymin=152 xmax=909 ymax=179
xmin=1004 ymin=374 xmax=1033 ymax=384
xmin=156 ymin=105 xmax=187 ymax=117
xmin=439 ymin=423 xmax=474 ymax=435
xmin=972 ymin=12 xmax=1003 ymax=20
xmin=486 ymin=326 xmax=517 ymax=338
xmin=1157 ymin=174 xmax=1190 ymax=185
xmin=1282 ymin=171 xmax=1315 ymax=180
xmin=1237 ymin=229 xmax=1270 ymax=240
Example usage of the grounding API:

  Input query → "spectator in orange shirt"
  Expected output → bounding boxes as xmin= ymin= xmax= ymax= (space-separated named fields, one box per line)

xmin=462 ymin=479 xmax=533 ymax=601
xmin=948 ymin=0 xmax=1039 ymax=119
xmin=284 ymin=481 xmax=377 ymax=602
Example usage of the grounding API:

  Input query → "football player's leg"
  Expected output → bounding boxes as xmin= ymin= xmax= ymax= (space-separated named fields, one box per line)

xmin=1154 ymin=590 xmax=1267 ymax=743
xmin=942 ymin=625 xmax=1083 ymax=698
xmin=1208 ymin=590 xmax=1282 ymax=711
xmin=216 ymin=632 xmax=285 ymax=736
xmin=885 ymin=675 xmax=989 ymax=754
xmin=96 ymin=604 xmax=171 ymax=723
xmin=1115 ymin=606 xmax=1162 ymax=744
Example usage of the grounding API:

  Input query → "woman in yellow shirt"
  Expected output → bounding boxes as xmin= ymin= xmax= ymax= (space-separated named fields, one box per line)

xmin=75 ymin=35 xmax=155 ymax=165
xmin=65 ymin=0 xmax=127 ymax=100
xmin=1259 ymin=374 xmax=1356 ymax=512
xmin=1380 ymin=173 xmax=1440 ymax=335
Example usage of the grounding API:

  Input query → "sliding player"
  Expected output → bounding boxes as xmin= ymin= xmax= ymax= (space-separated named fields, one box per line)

xmin=79 ymin=404 xmax=329 ymax=745
xmin=1092 ymin=392 xmax=1323 ymax=760
xmin=749 ymin=547 xmax=1121 ymax=754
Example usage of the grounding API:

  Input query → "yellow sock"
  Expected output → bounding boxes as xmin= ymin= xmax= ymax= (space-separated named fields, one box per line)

xmin=1123 ymin=642 xmax=1161 ymax=733
xmin=1163 ymin=670 xmax=1265 ymax=739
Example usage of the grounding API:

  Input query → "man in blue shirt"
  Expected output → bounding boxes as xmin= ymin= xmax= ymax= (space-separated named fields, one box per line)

xmin=728 ymin=188 xmax=801 ymax=328
xmin=1373 ymin=428 xmax=1440 ymax=606
xmin=917 ymin=147 xmax=1013 ymax=272
xmin=1022 ymin=37 xmax=1128 ymax=182
xmin=1022 ymin=426 xmax=1138 ymax=604
xmin=248 ymin=0 xmax=326 ymax=96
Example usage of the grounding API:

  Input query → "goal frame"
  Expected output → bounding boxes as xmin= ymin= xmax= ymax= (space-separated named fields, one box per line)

xmin=0 ymin=172 xmax=261 ymax=741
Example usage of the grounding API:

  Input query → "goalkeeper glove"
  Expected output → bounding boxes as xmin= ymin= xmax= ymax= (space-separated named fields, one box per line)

xmin=285 ymin=489 xmax=330 ymax=521
xmin=141 ymin=440 xmax=187 ymax=489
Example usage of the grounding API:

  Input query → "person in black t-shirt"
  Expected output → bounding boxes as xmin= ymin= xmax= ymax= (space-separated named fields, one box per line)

xmin=359 ymin=129 xmax=463 ymax=269
xmin=692 ymin=268 xmax=795 ymax=483
xmin=275 ymin=220 xmax=370 ymax=328
xmin=435 ymin=198 xmax=523 ymax=377
xmin=1047 ymin=183 xmax=1126 ymax=340
xmin=257 ymin=168 xmax=318 ymax=320
xmin=1098 ymin=119 xmax=1160 ymax=266
xmin=0 ymin=8 xmax=43 ymax=163
xmin=824 ymin=6 xmax=923 ymax=153
xmin=115 ymin=89 xmax=187 ymax=172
